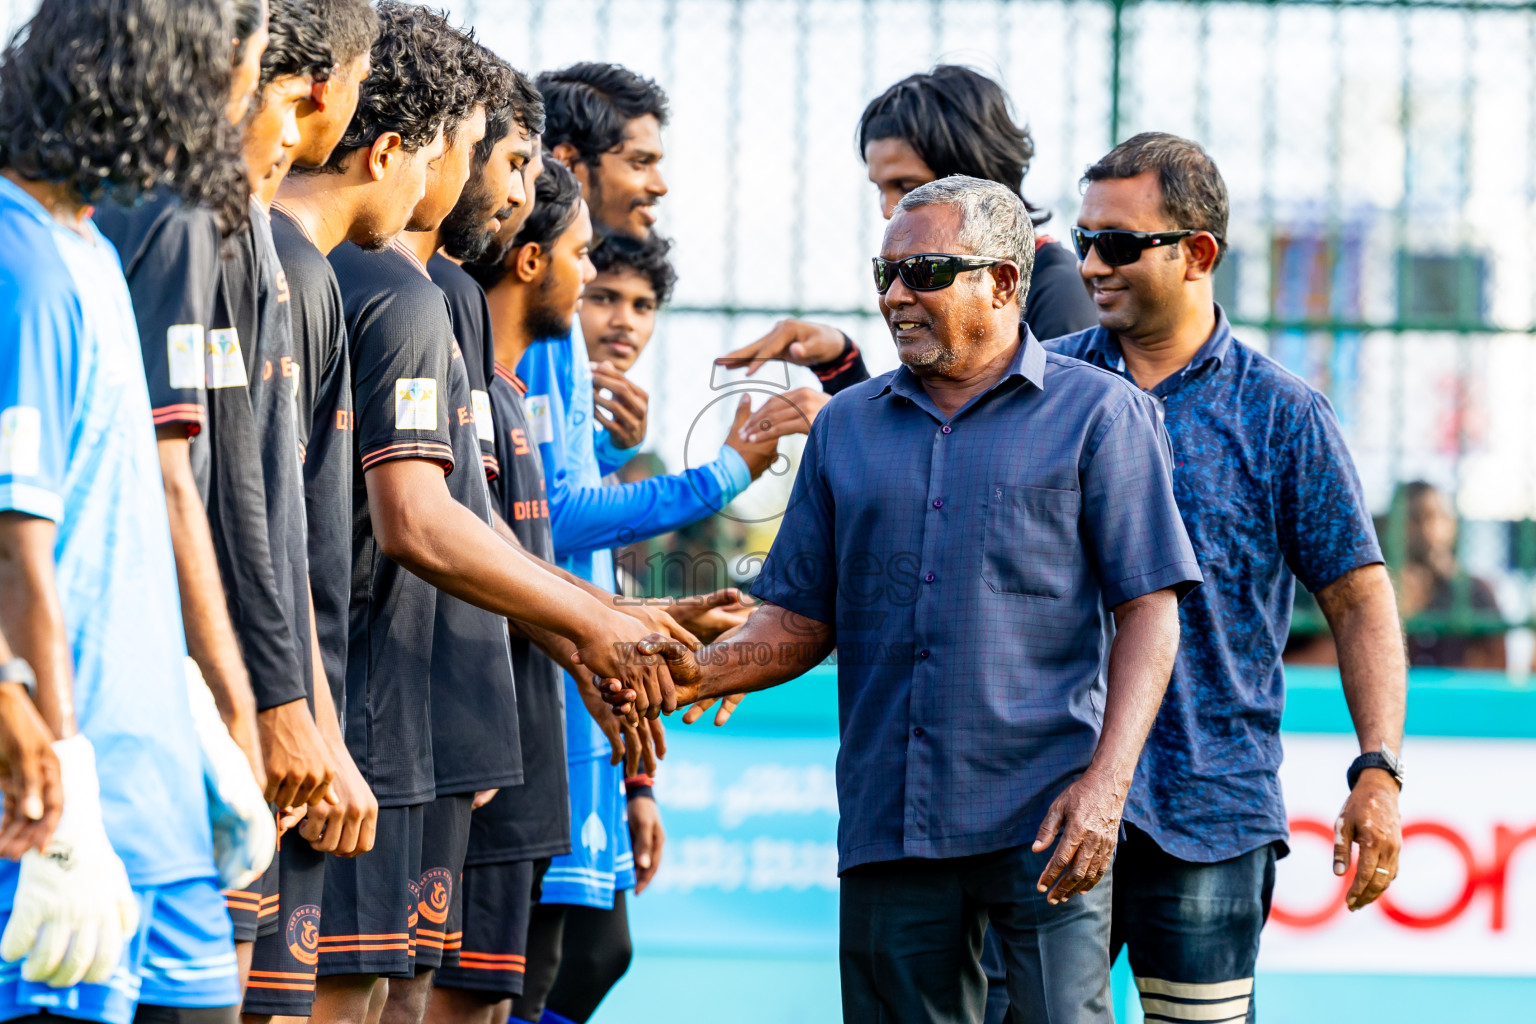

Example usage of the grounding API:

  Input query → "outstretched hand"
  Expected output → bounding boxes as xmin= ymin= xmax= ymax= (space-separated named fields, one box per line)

xmin=668 ymin=588 xmax=754 ymax=643
xmin=601 ymin=634 xmax=704 ymax=716
xmin=717 ymin=319 xmax=847 ymax=372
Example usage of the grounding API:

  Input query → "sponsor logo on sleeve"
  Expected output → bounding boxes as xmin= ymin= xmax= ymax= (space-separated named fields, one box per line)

xmin=471 ymin=389 xmax=494 ymax=443
xmin=206 ymin=328 xmax=249 ymax=389
xmin=0 ymin=406 xmax=42 ymax=477
xmin=525 ymin=394 xmax=553 ymax=445
xmin=166 ymin=324 xmax=206 ymax=390
xmin=395 ymin=378 xmax=439 ymax=430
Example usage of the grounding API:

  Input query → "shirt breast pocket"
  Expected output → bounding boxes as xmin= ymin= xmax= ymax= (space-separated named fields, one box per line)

xmin=981 ymin=484 xmax=1081 ymax=599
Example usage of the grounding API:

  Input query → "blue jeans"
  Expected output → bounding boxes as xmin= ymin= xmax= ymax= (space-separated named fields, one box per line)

xmin=982 ymin=825 xmax=1277 ymax=1023
xmin=841 ymin=844 xmax=1113 ymax=1024
xmin=1110 ymin=824 xmax=1277 ymax=1023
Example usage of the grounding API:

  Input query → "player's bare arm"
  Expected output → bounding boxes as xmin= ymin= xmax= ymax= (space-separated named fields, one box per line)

xmin=154 ymin=427 xmax=265 ymax=788
xmin=366 ymin=457 xmax=679 ymax=715
xmin=1315 ymin=562 xmax=1407 ymax=911
xmin=299 ymin=588 xmax=378 ymax=858
xmin=1032 ymin=587 xmax=1180 ymax=905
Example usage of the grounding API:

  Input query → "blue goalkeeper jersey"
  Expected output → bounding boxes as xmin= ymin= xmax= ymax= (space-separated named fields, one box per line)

xmin=0 ymin=177 xmax=215 ymax=888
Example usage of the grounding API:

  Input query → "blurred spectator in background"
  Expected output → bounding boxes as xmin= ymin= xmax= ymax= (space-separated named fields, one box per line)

xmin=718 ymin=65 xmax=1099 ymax=443
xmin=1396 ymin=481 xmax=1506 ymax=669
xmin=1286 ymin=481 xmax=1508 ymax=670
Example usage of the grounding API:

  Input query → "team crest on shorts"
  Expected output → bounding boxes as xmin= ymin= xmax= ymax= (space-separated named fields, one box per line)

xmin=286 ymin=904 xmax=321 ymax=966
xmin=418 ymin=867 xmax=453 ymax=925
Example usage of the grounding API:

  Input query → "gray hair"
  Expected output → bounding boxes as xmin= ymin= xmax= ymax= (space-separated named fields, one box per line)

xmin=895 ymin=175 xmax=1035 ymax=297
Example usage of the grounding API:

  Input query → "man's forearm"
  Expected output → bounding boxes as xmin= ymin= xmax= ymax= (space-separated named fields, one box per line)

xmin=1318 ymin=563 xmax=1407 ymax=754
xmin=0 ymin=515 xmax=73 ymax=737
xmin=687 ymin=604 xmax=834 ymax=702
xmin=369 ymin=466 xmax=614 ymax=645
xmin=1091 ymin=589 xmax=1181 ymax=786
xmin=157 ymin=435 xmax=257 ymax=730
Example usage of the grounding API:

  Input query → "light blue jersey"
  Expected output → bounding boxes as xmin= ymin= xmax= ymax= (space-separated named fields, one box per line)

xmin=0 ymin=178 xmax=235 ymax=1020
xmin=519 ymin=323 xmax=748 ymax=908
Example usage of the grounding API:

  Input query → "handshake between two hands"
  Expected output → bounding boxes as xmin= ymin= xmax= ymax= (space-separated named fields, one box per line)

xmin=570 ymin=588 xmax=752 ymax=778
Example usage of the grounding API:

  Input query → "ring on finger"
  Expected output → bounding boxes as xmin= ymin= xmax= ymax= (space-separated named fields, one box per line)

xmin=1374 ymin=867 xmax=1390 ymax=875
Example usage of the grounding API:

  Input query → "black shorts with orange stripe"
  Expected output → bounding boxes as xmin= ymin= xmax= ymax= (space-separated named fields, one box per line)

xmin=432 ymin=858 xmax=549 ymax=998
xmin=413 ymin=794 xmax=472 ymax=973
xmin=317 ymin=803 xmax=424 ymax=979
xmin=224 ymin=840 xmax=281 ymax=943
xmin=243 ymin=831 xmax=327 ymax=1015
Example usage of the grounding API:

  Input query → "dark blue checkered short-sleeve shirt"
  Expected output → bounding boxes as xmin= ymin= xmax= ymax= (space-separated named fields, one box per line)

xmin=753 ymin=329 xmax=1202 ymax=872
xmin=1051 ymin=305 xmax=1384 ymax=863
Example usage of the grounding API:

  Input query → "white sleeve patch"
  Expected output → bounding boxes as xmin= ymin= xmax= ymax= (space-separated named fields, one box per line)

xmin=166 ymin=324 xmax=206 ymax=390
xmin=395 ymin=378 xmax=439 ymax=430
xmin=524 ymin=394 xmax=553 ymax=445
xmin=206 ymin=328 xmax=249 ymax=390
xmin=471 ymin=389 xmax=494 ymax=443
xmin=0 ymin=406 xmax=42 ymax=477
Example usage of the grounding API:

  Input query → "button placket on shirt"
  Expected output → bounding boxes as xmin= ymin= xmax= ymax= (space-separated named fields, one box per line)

xmin=903 ymin=415 xmax=953 ymax=851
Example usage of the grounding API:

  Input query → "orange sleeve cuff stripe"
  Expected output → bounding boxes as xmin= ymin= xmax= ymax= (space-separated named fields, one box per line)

xmin=359 ymin=441 xmax=455 ymax=472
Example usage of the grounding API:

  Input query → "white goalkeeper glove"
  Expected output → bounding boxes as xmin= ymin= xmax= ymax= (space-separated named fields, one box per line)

xmin=184 ymin=659 xmax=274 ymax=891
xmin=0 ymin=733 xmax=139 ymax=988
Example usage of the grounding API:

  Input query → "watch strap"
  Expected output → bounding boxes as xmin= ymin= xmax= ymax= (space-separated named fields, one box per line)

xmin=0 ymin=657 xmax=37 ymax=700
xmin=1347 ymin=751 xmax=1402 ymax=790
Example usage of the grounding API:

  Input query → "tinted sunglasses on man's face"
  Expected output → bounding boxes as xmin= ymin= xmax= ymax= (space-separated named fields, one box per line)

xmin=1071 ymin=227 xmax=1194 ymax=267
xmin=872 ymin=253 xmax=1009 ymax=294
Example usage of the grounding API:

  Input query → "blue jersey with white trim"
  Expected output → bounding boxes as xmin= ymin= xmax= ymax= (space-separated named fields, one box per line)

xmin=0 ymin=177 xmax=215 ymax=887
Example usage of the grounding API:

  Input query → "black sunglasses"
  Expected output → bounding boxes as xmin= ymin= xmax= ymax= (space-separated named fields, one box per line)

xmin=872 ymin=253 xmax=1009 ymax=294
xmin=1071 ymin=227 xmax=1195 ymax=267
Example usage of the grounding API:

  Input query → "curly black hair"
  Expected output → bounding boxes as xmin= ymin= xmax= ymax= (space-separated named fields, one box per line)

xmin=322 ymin=0 xmax=476 ymax=170
xmin=534 ymin=62 xmax=667 ymax=167
xmin=463 ymin=159 xmax=582 ymax=291
xmin=859 ymin=65 xmax=1047 ymax=225
xmin=0 ymin=0 xmax=248 ymax=229
xmin=261 ymin=0 xmax=378 ymax=88
xmin=590 ymin=229 xmax=675 ymax=306
xmin=477 ymin=55 xmax=544 ymax=167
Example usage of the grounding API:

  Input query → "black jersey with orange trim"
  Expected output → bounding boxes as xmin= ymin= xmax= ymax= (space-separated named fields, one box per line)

xmin=415 ymin=246 xmax=521 ymax=796
xmin=330 ymin=240 xmax=456 ymax=806
xmin=271 ymin=205 xmax=353 ymax=718
xmin=98 ymin=194 xmax=311 ymax=713
xmin=428 ymin=255 xmax=499 ymax=482
xmin=94 ymin=192 xmax=219 ymax=446
xmin=231 ymin=204 xmax=313 ymax=718
xmin=467 ymin=362 xmax=571 ymax=864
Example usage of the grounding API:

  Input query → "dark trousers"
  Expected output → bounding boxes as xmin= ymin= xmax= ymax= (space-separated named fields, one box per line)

xmin=840 ymin=845 xmax=1113 ymax=1024
xmin=1110 ymin=824 xmax=1276 ymax=1024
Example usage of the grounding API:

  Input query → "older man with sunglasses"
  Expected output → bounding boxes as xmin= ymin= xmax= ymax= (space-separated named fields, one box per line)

xmin=1051 ymin=133 xmax=1407 ymax=1023
xmin=601 ymin=175 xmax=1201 ymax=1023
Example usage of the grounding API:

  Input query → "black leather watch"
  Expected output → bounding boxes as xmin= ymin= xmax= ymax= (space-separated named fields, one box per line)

xmin=0 ymin=657 xmax=36 ymax=700
xmin=1347 ymin=745 xmax=1404 ymax=790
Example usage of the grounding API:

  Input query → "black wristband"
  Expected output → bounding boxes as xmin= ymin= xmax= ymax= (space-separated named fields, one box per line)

xmin=625 ymin=784 xmax=654 ymax=802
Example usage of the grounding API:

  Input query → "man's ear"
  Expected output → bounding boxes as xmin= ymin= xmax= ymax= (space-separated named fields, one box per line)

xmin=1183 ymin=232 xmax=1221 ymax=280
xmin=367 ymin=132 xmax=404 ymax=182
xmin=991 ymin=261 xmax=1023 ymax=310
xmin=308 ymin=76 xmax=332 ymax=112
xmin=549 ymin=141 xmax=579 ymax=170
xmin=514 ymin=241 xmax=546 ymax=285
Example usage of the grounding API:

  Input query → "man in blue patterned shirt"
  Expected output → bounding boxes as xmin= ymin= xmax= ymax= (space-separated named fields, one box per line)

xmin=1051 ymin=133 xmax=1408 ymax=1024
xmin=604 ymin=176 xmax=1202 ymax=1024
